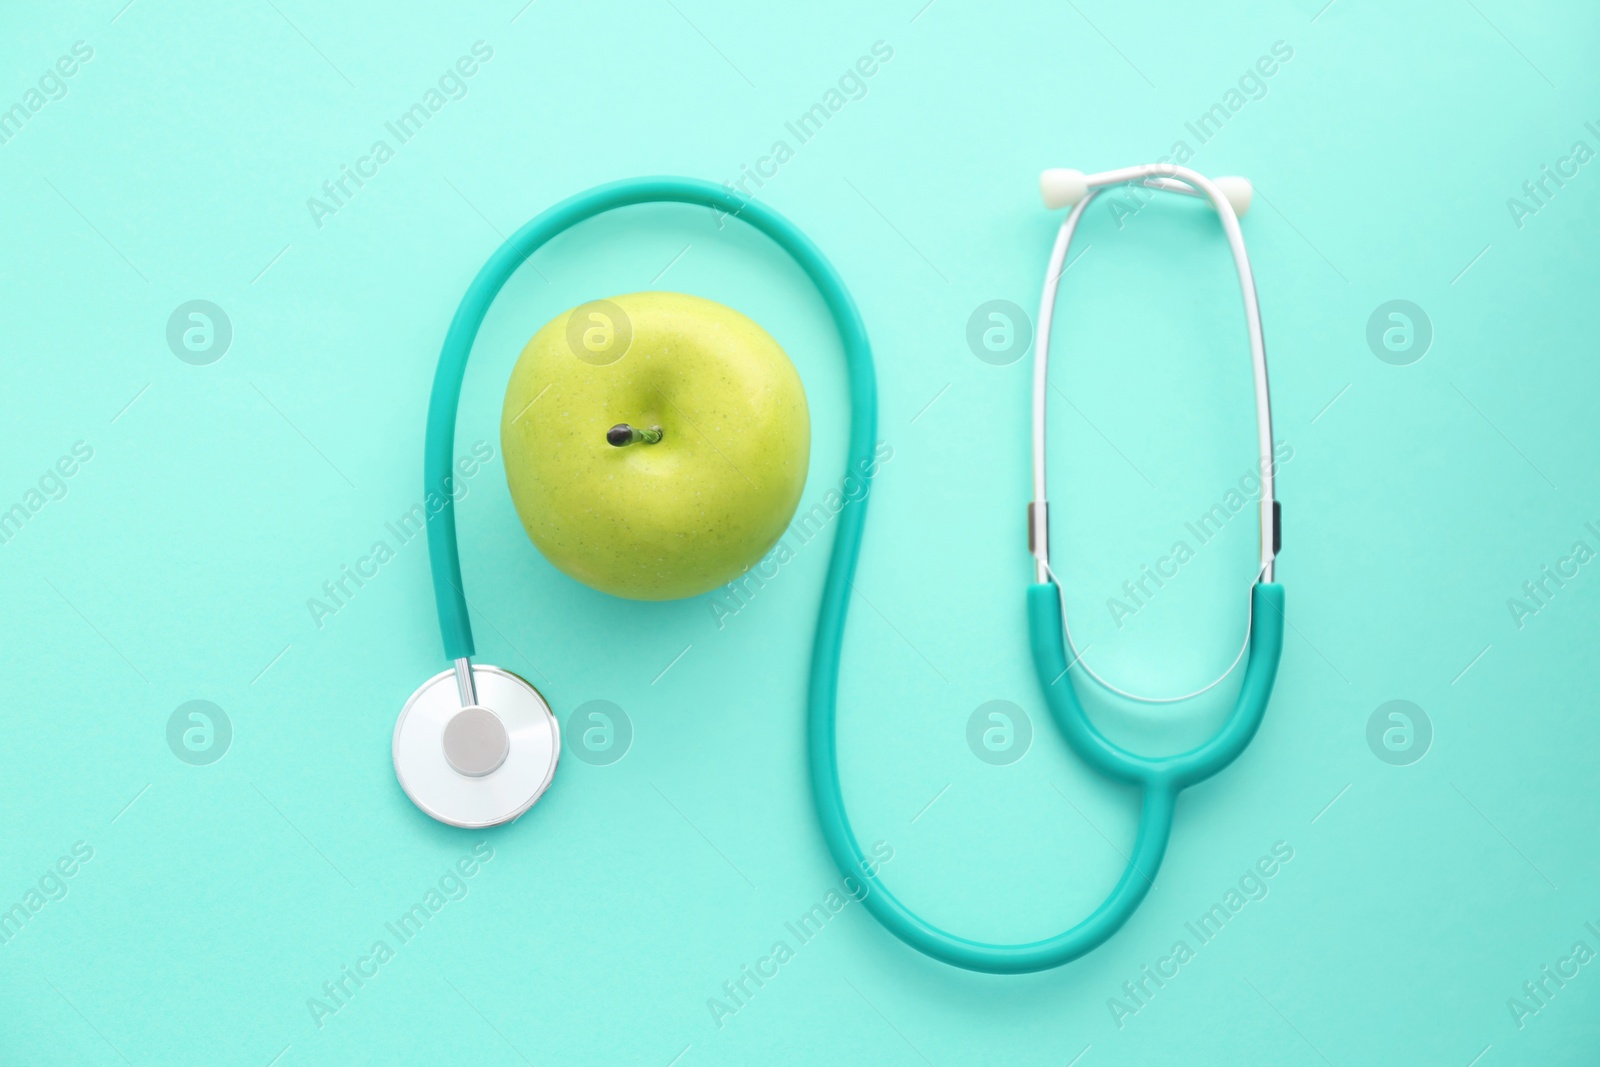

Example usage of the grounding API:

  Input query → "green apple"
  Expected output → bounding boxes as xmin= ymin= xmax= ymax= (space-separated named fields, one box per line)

xmin=500 ymin=291 xmax=810 ymax=600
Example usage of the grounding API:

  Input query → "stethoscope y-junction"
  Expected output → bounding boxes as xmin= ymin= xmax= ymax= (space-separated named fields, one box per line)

xmin=393 ymin=164 xmax=1283 ymax=975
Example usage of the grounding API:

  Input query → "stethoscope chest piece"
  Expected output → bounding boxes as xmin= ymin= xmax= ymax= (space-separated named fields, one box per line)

xmin=393 ymin=663 xmax=560 ymax=828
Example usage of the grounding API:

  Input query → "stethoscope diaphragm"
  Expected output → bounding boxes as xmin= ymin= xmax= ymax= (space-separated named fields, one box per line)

xmin=392 ymin=664 xmax=559 ymax=828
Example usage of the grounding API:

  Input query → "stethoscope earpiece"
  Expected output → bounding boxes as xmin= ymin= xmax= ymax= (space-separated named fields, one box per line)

xmin=1040 ymin=166 xmax=1254 ymax=217
xmin=393 ymin=662 xmax=559 ymax=828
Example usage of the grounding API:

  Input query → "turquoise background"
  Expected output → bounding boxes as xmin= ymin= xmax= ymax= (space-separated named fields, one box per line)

xmin=3 ymin=0 xmax=1599 ymax=1062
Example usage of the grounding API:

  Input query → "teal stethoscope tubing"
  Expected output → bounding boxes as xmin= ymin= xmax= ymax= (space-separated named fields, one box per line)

xmin=422 ymin=176 xmax=873 ymax=661
xmin=424 ymin=175 xmax=1283 ymax=976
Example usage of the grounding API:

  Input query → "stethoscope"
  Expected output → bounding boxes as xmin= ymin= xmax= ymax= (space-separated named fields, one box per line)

xmin=394 ymin=165 xmax=1283 ymax=975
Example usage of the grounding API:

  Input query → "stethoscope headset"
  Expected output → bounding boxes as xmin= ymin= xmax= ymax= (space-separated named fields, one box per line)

xmin=393 ymin=164 xmax=1284 ymax=974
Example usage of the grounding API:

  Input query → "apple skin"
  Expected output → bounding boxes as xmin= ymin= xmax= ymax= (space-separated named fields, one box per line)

xmin=500 ymin=291 xmax=810 ymax=601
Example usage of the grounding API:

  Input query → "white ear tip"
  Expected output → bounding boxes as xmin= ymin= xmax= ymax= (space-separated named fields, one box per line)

xmin=1040 ymin=169 xmax=1088 ymax=210
xmin=1214 ymin=176 xmax=1253 ymax=217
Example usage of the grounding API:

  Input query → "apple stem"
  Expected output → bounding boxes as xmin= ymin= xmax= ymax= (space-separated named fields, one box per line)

xmin=607 ymin=423 xmax=664 ymax=447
